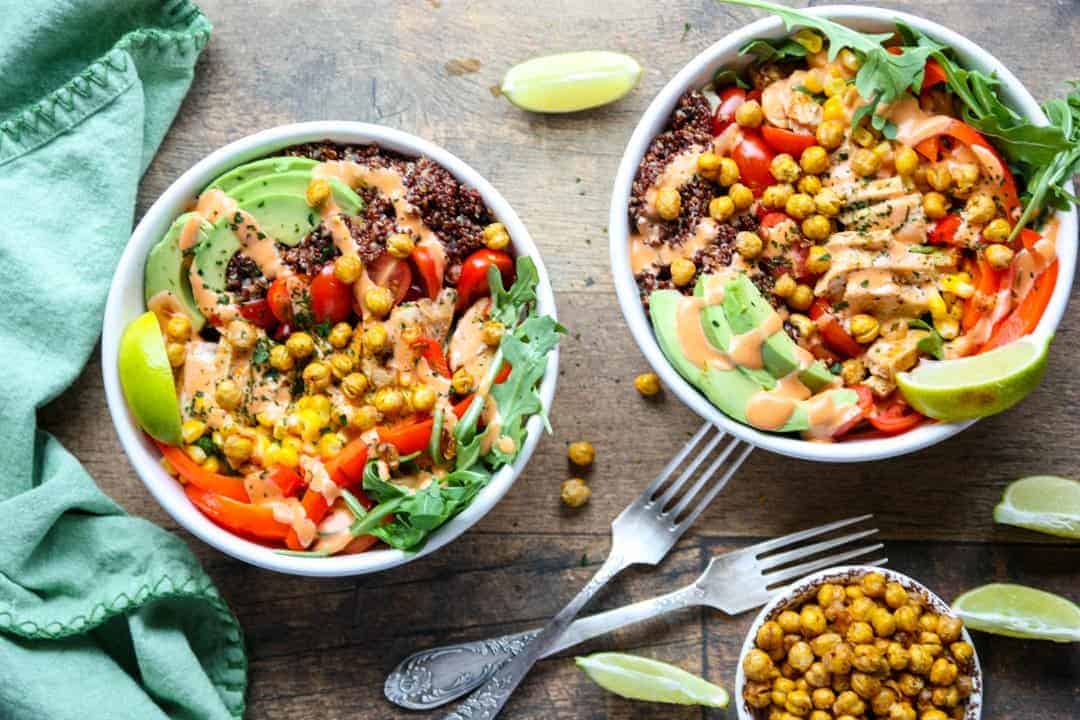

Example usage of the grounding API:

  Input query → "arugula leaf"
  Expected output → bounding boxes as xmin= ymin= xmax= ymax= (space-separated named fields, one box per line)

xmin=740 ymin=36 xmax=808 ymax=64
xmin=252 ymin=336 xmax=271 ymax=364
xmin=713 ymin=68 xmax=750 ymax=90
xmin=908 ymin=319 xmax=945 ymax=360
xmin=720 ymin=0 xmax=891 ymax=57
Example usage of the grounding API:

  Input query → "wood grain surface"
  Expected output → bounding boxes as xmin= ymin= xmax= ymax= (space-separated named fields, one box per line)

xmin=39 ymin=1 xmax=1079 ymax=718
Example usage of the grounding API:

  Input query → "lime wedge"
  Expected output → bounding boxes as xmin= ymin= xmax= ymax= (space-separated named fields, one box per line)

xmin=575 ymin=652 xmax=729 ymax=707
xmin=993 ymin=475 xmax=1080 ymax=539
xmin=896 ymin=334 xmax=1051 ymax=421
xmin=118 ymin=311 xmax=183 ymax=445
xmin=953 ymin=583 xmax=1080 ymax=643
xmin=500 ymin=51 xmax=642 ymax=113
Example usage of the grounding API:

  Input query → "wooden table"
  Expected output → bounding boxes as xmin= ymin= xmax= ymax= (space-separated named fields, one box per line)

xmin=41 ymin=1 xmax=1079 ymax=717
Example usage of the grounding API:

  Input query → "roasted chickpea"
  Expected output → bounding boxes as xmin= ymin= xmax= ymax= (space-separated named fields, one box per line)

xmin=982 ymin=217 xmax=1012 ymax=243
xmin=851 ymin=148 xmax=881 ymax=177
xmin=718 ymin=157 xmax=741 ymax=187
xmin=365 ymin=286 xmax=394 ymax=317
xmin=908 ymin=644 xmax=934 ymax=675
xmin=386 ymin=232 xmax=415 ymax=259
xmin=832 ymin=672 xmax=851 ymax=693
xmin=821 ymin=96 xmax=846 ymax=124
xmin=919 ymin=613 xmax=940 ymax=634
xmin=333 ymin=254 xmax=363 ymax=284
xmin=890 ymin=702 xmax=918 ymax=720
xmin=363 ymin=323 xmax=389 ymax=353
xmin=936 ymin=616 xmax=963 ymax=644
xmin=833 ymin=690 xmax=866 ymax=716
xmin=773 ymin=273 xmax=797 ymax=299
xmin=846 ymin=621 xmax=874 ymax=645
xmin=634 ymin=372 xmax=661 ymax=396
xmin=885 ymin=582 xmax=909 ymax=609
xmin=736 ymin=230 xmax=764 ymax=259
xmin=809 ymin=710 xmax=830 ymax=720
xmin=483 ymin=222 xmax=511 ymax=250
xmin=845 ymin=585 xmax=864 ymax=601
xmin=813 ymin=188 xmax=842 ymax=217
xmin=729 ymin=182 xmax=754 ymax=209
xmin=655 ymin=187 xmax=682 ymax=220
xmin=745 ymin=648 xmax=776 ymax=682
xmin=871 ymin=607 xmax=898 ymax=637
xmin=799 ymin=146 xmax=829 ymax=176
xmin=305 ymin=177 xmax=331 ymax=207
xmin=771 ymin=154 xmax=801 ymax=183
xmin=932 ymin=686 xmax=960 ymax=708
xmin=800 ymin=605 xmax=828 ymax=637
xmin=873 ymin=687 xmax=899 ymax=715
xmin=929 ymin=658 xmax=957 ymax=686
xmin=897 ymin=672 xmax=924 ymax=697
xmin=851 ymin=672 xmax=882 ymax=700
xmin=789 ymin=641 xmax=815 ymax=672
xmin=921 ymin=709 xmax=949 ymax=720
xmin=963 ymin=193 xmax=997 ymax=225
xmin=824 ymin=642 xmax=854 ymax=675
xmin=786 ymin=192 xmax=815 ymax=221
xmin=798 ymin=174 xmax=823 ymax=196
xmin=789 ymin=313 xmax=816 ymax=339
xmin=805 ymin=661 xmax=831 ymax=688
xmin=560 ymin=477 xmax=590 ymax=508
xmin=709 ymin=195 xmax=735 ymax=221
xmin=816 ymin=119 xmax=845 ymax=149
xmin=302 ymin=361 xmax=331 ymax=392
xmin=411 ymin=385 xmax=438 ymax=413
xmin=895 ymin=146 xmax=919 ymax=176
xmin=670 ymin=257 xmax=697 ymax=287
xmin=758 ymin=620 xmax=786 ymax=651
xmin=887 ymin=642 xmax=910 ymax=671
xmin=736 ymin=99 xmax=765 ymax=128
xmin=849 ymin=597 xmax=877 ymax=622
xmin=763 ymin=183 xmax=795 ymax=209
xmin=984 ymin=243 xmax=1014 ymax=269
xmin=773 ymin=676 xmax=797 ymax=706
xmin=451 ymin=367 xmax=474 ymax=395
xmin=802 ymin=214 xmax=832 ymax=242
xmin=166 ymin=341 xmax=186 ymax=368
xmin=568 ymin=441 xmax=595 ymax=466
xmin=949 ymin=641 xmax=974 ymax=667
xmin=215 ymin=379 xmax=242 ymax=411
xmin=860 ymin=572 xmax=886 ymax=597
xmin=786 ymin=689 xmax=813 ymax=716
xmin=350 ymin=404 xmax=379 ymax=431
xmin=809 ymin=632 xmax=842 ymax=658
xmin=482 ymin=319 xmax=505 ymax=347
xmin=853 ymin=644 xmax=886 ymax=674
xmin=895 ymin=605 xmax=920 ymax=633
xmin=788 ymin=283 xmax=814 ymax=312
xmin=840 ymin=358 xmax=866 ymax=385
xmin=779 ymin=610 xmax=802 ymax=634
xmin=744 ymin=680 xmax=773 ymax=709
xmin=921 ymin=191 xmax=948 ymax=220
xmin=165 ymin=314 xmax=192 ymax=342
xmin=951 ymin=162 xmax=980 ymax=192
xmin=696 ymin=151 xmax=721 ymax=180
xmin=812 ymin=687 xmax=835 ymax=710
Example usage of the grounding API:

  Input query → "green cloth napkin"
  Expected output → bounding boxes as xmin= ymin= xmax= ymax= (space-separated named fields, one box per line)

xmin=0 ymin=1 xmax=247 ymax=718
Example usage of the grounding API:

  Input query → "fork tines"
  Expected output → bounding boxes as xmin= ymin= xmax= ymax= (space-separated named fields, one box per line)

xmin=645 ymin=424 xmax=753 ymax=530
xmin=751 ymin=515 xmax=886 ymax=589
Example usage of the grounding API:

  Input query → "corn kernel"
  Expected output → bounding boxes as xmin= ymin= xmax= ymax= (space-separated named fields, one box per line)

xmin=824 ymin=76 xmax=847 ymax=98
xmin=936 ymin=318 xmax=960 ymax=340
xmin=184 ymin=444 xmax=207 ymax=464
xmin=803 ymin=70 xmax=824 ymax=95
xmin=318 ymin=433 xmax=344 ymax=459
xmin=166 ymin=342 xmax=186 ymax=368
xmin=851 ymin=127 xmax=875 ymax=148
xmin=922 ymin=192 xmax=948 ymax=220
xmin=182 ymin=419 xmax=207 ymax=444
xmin=276 ymin=445 xmax=300 ymax=468
xmin=793 ymin=28 xmax=824 ymax=53
xmin=928 ymin=291 xmax=948 ymax=321
xmin=850 ymin=314 xmax=880 ymax=344
xmin=940 ymin=273 xmax=975 ymax=299
xmin=201 ymin=456 xmax=221 ymax=473
xmin=839 ymin=48 xmax=862 ymax=72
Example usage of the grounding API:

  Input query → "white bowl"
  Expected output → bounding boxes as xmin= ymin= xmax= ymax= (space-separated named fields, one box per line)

xmin=102 ymin=122 xmax=559 ymax=577
xmin=735 ymin=565 xmax=983 ymax=720
xmin=609 ymin=5 xmax=1077 ymax=462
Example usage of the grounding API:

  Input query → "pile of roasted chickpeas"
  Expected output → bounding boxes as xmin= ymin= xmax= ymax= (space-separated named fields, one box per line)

xmin=742 ymin=571 xmax=976 ymax=720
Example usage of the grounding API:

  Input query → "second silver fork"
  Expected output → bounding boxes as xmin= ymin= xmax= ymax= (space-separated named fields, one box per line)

xmin=385 ymin=514 xmax=884 ymax=710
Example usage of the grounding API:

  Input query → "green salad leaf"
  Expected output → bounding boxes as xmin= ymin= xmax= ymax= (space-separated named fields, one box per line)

xmin=907 ymin=319 xmax=946 ymax=360
xmin=741 ymin=37 xmax=808 ymax=64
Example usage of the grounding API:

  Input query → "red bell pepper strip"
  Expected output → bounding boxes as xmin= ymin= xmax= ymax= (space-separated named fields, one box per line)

xmin=921 ymin=58 xmax=947 ymax=92
xmin=266 ymin=466 xmax=304 ymax=497
xmin=982 ymin=260 xmax=1058 ymax=351
xmin=962 ymin=257 xmax=1004 ymax=332
xmin=414 ymin=337 xmax=452 ymax=378
xmin=928 ymin=214 xmax=963 ymax=246
xmin=285 ymin=442 xmax=372 ymax=550
xmin=185 ymin=485 xmax=289 ymax=541
xmin=914 ymin=136 xmax=940 ymax=162
xmin=156 ymin=440 xmax=249 ymax=502
xmin=809 ymin=299 xmax=864 ymax=358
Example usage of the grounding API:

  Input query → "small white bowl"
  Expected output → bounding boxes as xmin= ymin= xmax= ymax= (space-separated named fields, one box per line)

xmin=735 ymin=565 xmax=983 ymax=719
xmin=102 ymin=122 xmax=559 ymax=577
xmin=609 ymin=5 xmax=1077 ymax=462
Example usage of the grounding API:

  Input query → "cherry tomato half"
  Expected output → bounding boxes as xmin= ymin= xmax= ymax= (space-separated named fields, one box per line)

xmin=266 ymin=274 xmax=310 ymax=324
xmin=832 ymin=384 xmax=875 ymax=439
xmin=239 ymin=297 xmax=277 ymax=329
xmin=732 ymin=131 xmax=776 ymax=195
xmin=761 ymin=125 xmax=817 ymax=156
xmin=867 ymin=398 xmax=926 ymax=435
xmin=455 ymin=248 xmax=514 ymax=311
xmin=367 ymin=253 xmax=413 ymax=305
xmin=411 ymin=244 xmax=443 ymax=300
xmin=711 ymin=86 xmax=747 ymax=134
xmin=310 ymin=264 xmax=353 ymax=324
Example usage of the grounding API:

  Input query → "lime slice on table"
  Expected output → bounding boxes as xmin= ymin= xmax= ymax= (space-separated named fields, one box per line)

xmin=118 ymin=311 xmax=183 ymax=445
xmin=576 ymin=652 xmax=729 ymax=707
xmin=993 ymin=475 xmax=1080 ymax=539
xmin=896 ymin=334 xmax=1051 ymax=421
xmin=500 ymin=51 xmax=642 ymax=113
xmin=953 ymin=583 xmax=1080 ymax=643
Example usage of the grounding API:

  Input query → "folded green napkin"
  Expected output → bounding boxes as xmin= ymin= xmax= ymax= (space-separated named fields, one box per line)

xmin=0 ymin=1 xmax=247 ymax=718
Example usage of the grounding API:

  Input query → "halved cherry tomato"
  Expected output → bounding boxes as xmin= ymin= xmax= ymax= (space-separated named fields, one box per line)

xmin=239 ymin=298 xmax=277 ymax=329
xmin=310 ymin=264 xmax=353 ymax=324
xmin=832 ymin=384 xmax=874 ymax=438
xmin=367 ymin=252 xmax=413 ymax=305
xmin=761 ymin=125 xmax=817 ymax=156
xmin=732 ymin=131 xmax=776 ymax=195
xmin=983 ymin=259 xmax=1058 ymax=351
xmin=155 ymin=440 xmax=249 ymax=502
xmin=759 ymin=212 xmax=790 ymax=229
xmin=809 ymin=299 xmax=864 ymax=358
xmin=456 ymin=248 xmax=514 ymax=311
xmin=711 ymin=86 xmax=747 ymax=134
xmin=414 ymin=337 xmax=451 ymax=378
xmin=266 ymin=274 xmax=309 ymax=324
xmin=867 ymin=398 xmax=925 ymax=435
xmin=411 ymin=244 xmax=443 ymax=300
xmin=962 ymin=257 xmax=1004 ymax=331
xmin=186 ymin=485 xmax=289 ymax=541
xmin=266 ymin=466 xmax=303 ymax=497
xmin=928 ymin=214 xmax=963 ymax=246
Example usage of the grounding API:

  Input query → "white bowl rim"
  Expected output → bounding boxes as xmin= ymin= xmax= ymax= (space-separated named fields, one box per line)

xmin=102 ymin=121 xmax=560 ymax=577
xmin=608 ymin=4 xmax=1077 ymax=463
xmin=734 ymin=564 xmax=983 ymax=720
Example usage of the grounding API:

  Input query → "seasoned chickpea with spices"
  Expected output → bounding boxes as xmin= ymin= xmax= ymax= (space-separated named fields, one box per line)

xmin=709 ymin=195 xmax=735 ymax=221
xmin=785 ymin=193 xmax=815 ymax=221
xmin=729 ymin=182 xmax=754 ymax=210
xmin=771 ymin=154 xmax=801 ymax=183
xmin=816 ymin=119 xmax=845 ymax=149
xmin=482 ymin=222 xmax=510 ymax=250
xmin=801 ymin=214 xmax=832 ymax=242
xmin=736 ymin=230 xmax=764 ymax=260
xmin=669 ymin=257 xmax=697 ymax=287
xmin=800 ymin=146 xmax=829 ymax=175
xmin=560 ymin=478 xmax=590 ymax=508
xmin=568 ymin=441 xmax=595 ymax=466
xmin=655 ymin=187 xmax=682 ymax=220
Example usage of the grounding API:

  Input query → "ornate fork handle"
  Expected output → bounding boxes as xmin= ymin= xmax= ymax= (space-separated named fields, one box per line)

xmin=437 ymin=551 xmax=628 ymax=720
xmin=385 ymin=582 xmax=705 ymax=709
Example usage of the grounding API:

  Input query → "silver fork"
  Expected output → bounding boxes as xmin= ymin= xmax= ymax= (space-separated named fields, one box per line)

xmin=385 ymin=515 xmax=884 ymax=710
xmin=433 ymin=422 xmax=753 ymax=720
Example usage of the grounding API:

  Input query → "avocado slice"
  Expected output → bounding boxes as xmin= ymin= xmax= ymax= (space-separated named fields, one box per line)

xmin=715 ymin=274 xmax=837 ymax=393
xmin=236 ymin=194 xmax=324 ymax=247
xmin=651 ymin=288 xmax=858 ymax=433
xmin=694 ymin=276 xmax=777 ymax=390
xmin=144 ymin=213 xmax=212 ymax=332
xmin=192 ymin=219 xmax=241 ymax=295
xmin=206 ymin=156 xmax=318 ymax=193
xmin=228 ymin=171 xmax=364 ymax=215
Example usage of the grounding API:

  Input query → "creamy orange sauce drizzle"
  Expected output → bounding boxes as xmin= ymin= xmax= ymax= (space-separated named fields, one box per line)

xmin=178 ymin=214 xmax=205 ymax=251
xmin=449 ymin=297 xmax=495 ymax=381
xmin=675 ymin=295 xmax=735 ymax=371
xmin=1013 ymin=219 xmax=1059 ymax=300
xmin=302 ymin=455 xmax=341 ymax=505
xmin=147 ymin=290 xmax=187 ymax=332
xmin=630 ymin=218 xmax=720 ymax=274
xmin=728 ymin=311 xmax=783 ymax=370
xmin=272 ymin=498 xmax=317 ymax=548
